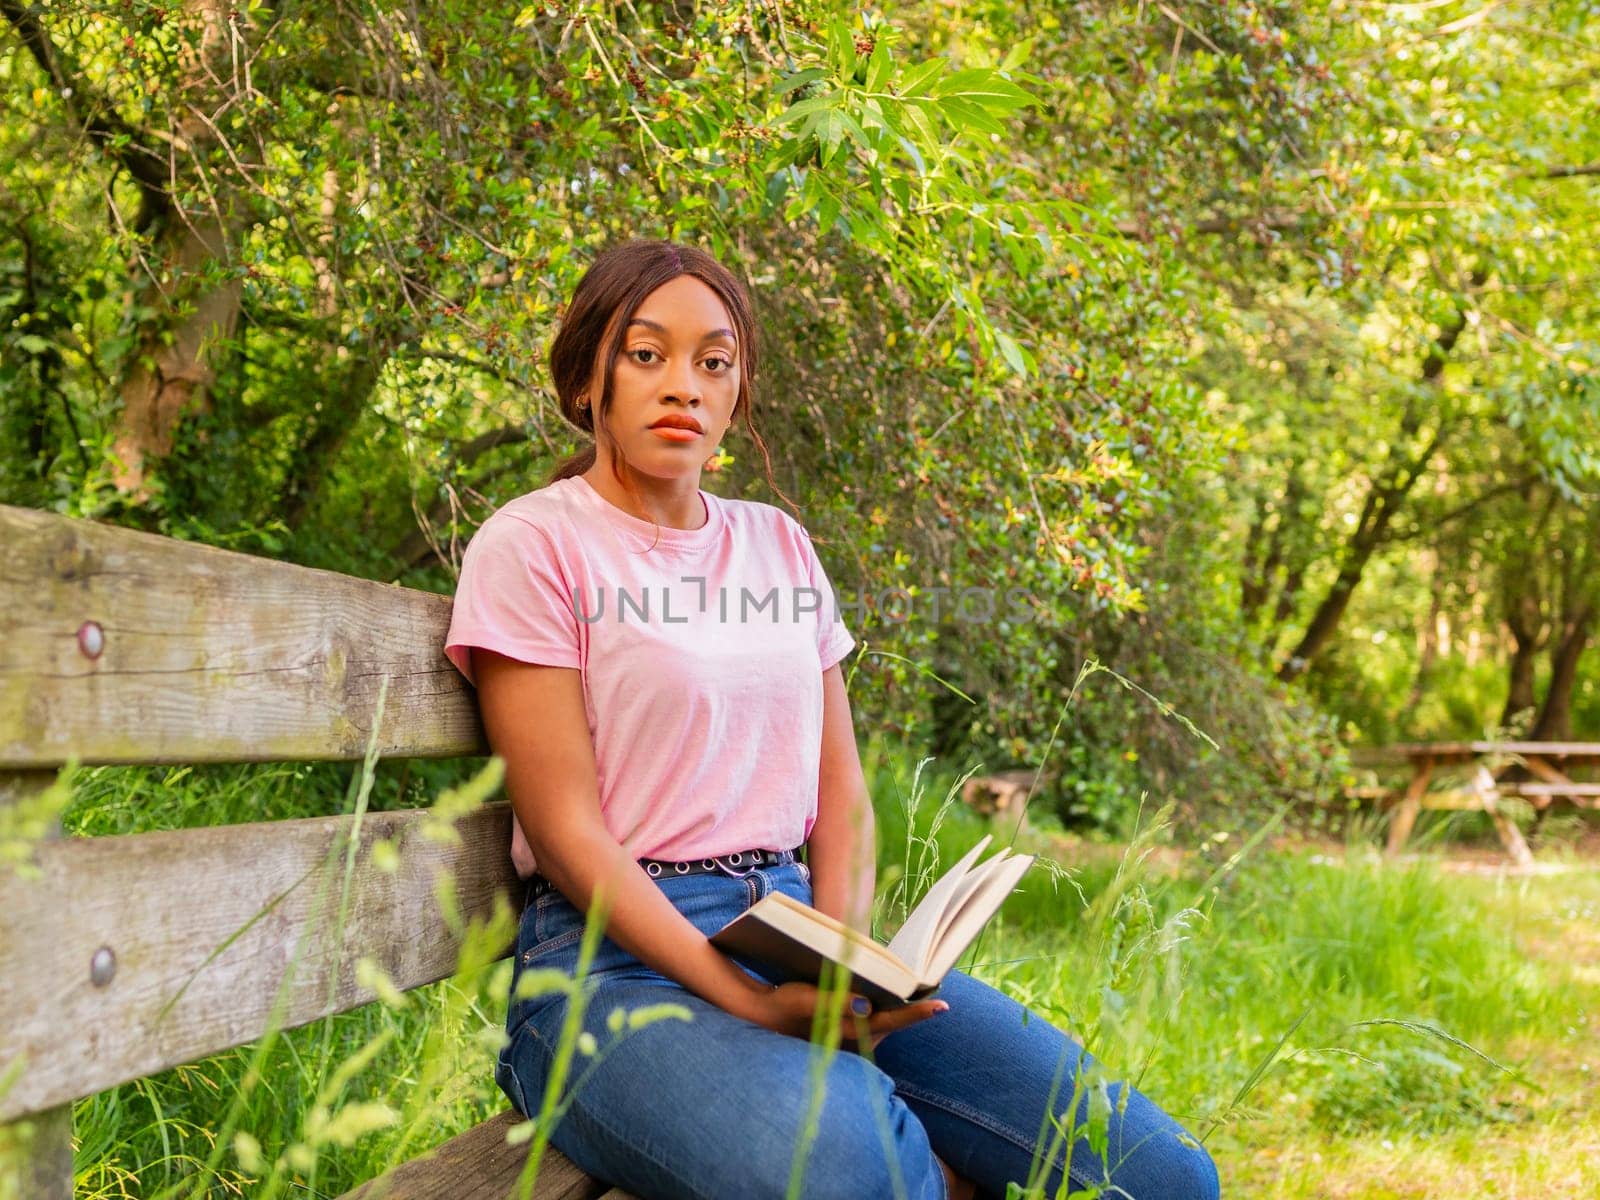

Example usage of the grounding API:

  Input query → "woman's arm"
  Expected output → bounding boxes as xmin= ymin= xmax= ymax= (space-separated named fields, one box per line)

xmin=804 ymin=663 xmax=877 ymax=933
xmin=476 ymin=648 xmax=937 ymax=1043
xmin=472 ymin=648 xmax=774 ymax=1022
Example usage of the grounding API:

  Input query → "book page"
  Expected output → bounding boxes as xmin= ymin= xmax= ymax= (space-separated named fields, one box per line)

xmin=922 ymin=850 xmax=1017 ymax=969
xmin=917 ymin=853 xmax=1035 ymax=986
xmin=884 ymin=835 xmax=992 ymax=969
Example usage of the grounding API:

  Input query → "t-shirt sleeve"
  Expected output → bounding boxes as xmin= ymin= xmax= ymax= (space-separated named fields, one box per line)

xmin=790 ymin=519 xmax=856 ymax=672
xmin=444 ymin=512 xmax=582 ymax=686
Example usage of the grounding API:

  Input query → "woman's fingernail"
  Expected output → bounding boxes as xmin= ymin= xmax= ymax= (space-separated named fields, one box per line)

xmin=851 ymin=997 xmax=871 ymax=1016
xmin=934 ymin=1002 xmax=950 ymax=1013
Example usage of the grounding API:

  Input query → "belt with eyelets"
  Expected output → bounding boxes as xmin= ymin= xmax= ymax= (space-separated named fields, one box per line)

xmin=524 ymin=846 xmax=800 ymax=905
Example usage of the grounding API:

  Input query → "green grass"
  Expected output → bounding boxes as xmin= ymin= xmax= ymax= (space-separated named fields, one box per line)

xmin=8 ymin=741 xmax=1598 ymax=1198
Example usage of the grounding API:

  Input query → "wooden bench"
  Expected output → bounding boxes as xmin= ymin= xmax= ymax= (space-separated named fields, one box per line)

xmin=0 ymin=504 xmax=634 ymax=1199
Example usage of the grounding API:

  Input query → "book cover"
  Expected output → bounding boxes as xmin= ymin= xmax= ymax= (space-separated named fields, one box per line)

xmin=709 ymin=835 xmax=1035 ymax=1010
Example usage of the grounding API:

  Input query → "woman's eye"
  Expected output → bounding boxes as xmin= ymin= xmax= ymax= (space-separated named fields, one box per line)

xmin=705 ymin=356 xmax=732 ymax=373
xmin=630 ymin=349 xmax=658 ymax=365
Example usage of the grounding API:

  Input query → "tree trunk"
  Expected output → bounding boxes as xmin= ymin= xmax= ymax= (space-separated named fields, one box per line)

xmin=1278 ymin=276 xmax=1482 ymax=681
xmin=1498 ymin=483 xmax=1553 ymax=728
xmin=110 ymin=209 xmax=244 ymax=497
xmin=1500 ymin=579 xmax=1545 ymax=730
xmin=1240 ymin=508 xmax=1271 ymax=623
xmin=1244 ymin=466 xmax=1304 ymax=630
xmin=280 ymin=346 xmax=394 ymax=532
xmin=1503 ymin=636 xmax=1541 ymax=729
xmin=1529 ymin=602 xmax=1595 ymax=741
xmin=1277 ymin=459 xmax=1418 ymax=682
xmin=108 ymin=0 xmax=247 ymax=500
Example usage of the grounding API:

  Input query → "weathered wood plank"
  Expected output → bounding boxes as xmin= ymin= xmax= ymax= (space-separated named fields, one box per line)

xmin=1471 ymin=767 xmax=1536 ymax=869
xmin=0 ymin=803 xmax=522 ymax=1120
xmin=1 ymin=772 xmax=74 ymax=1200
xmin=1522 ymin=758 xmax=1582 ymax=789
xmin=0 ymin=504 xmax=487 ymax=767
xmin=1411 ymin=790 xmax=1502 ymax=811
xmin=1384 ymin=755 xmax=1433 ymax=857
xmin=340 ymin=1112 xmax=613 ymax=1200
xmin=1498 ymin=782 xmax=1600 ymax=798
xmin=1356 ymin=741 xmax=1600 ymax=765
xmin=1408 ymin=783 xmax=1600 ymax=805
xmin=0 ymin=1103 xmax=74 ymax=1200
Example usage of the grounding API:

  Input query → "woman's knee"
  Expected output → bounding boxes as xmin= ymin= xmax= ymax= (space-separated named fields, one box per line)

xmin=1112 ymin=1136 xmax=1220 ymax=1200
xmin=1159 ymin=1140 xmax=1220 ymax=1200
xmin=1095 ymin=1083 xmax=1220 ymax=1200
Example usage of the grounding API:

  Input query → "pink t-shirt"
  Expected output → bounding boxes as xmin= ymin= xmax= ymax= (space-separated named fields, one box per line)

xmin=443 ymin=474 xmax=856 ymax=879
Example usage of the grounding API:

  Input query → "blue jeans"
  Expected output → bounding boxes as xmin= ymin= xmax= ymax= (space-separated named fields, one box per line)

xmin=497 ymin=859 xmax=1220 ymax=1200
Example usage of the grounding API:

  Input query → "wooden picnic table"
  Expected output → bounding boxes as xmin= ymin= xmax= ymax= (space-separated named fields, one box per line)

xmin=1351 ymin=741 xmax=1600 ymax=867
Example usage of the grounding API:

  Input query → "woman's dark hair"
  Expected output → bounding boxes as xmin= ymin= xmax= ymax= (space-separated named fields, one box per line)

xmin=545 ymin=239 xmax=799 ymax=536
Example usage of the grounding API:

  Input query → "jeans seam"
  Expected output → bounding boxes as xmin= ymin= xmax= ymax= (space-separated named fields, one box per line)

xmin=521 ymin=925 xmax=583 ymax=965
xmin=893 ymin=1080 xmax=1097 ymax=1191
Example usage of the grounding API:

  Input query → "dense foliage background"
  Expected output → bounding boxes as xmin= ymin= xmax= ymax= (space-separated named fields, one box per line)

xmin=4 ymin=0 xmax=1598 ymax=838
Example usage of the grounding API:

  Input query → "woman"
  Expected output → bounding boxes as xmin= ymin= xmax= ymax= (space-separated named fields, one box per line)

xmin=444 ymin=239 xmax=1220 ymax=1200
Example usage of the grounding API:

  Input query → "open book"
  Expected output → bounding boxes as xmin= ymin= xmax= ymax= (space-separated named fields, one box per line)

xmin=709 ymin=835 xmax=1036 ymax=1010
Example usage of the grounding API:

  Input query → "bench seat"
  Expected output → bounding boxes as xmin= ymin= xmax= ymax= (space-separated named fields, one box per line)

xmin=340 ymin=1111 xmax=638 ymax=1200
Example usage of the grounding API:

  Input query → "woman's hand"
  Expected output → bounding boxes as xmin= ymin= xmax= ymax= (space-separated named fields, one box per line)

xmin=738 ymin=979 xmax=949 ymax=1053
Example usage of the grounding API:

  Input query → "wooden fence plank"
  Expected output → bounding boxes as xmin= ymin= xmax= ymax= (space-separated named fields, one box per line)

xmin=0 ymin=803 xmax=522 ymax=1120
xmin=340 ymin=1112 xmax=612 ymax=1200
xmin=1 ymin=771 xmax=74 ymax=1200
xmin=0 ymin=1103 xmax=74 ymax=1200
xmin=0 ymin=504 xmax=486 ymax=767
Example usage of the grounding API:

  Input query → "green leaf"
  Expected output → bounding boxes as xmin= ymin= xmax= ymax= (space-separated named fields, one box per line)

xmin=818 ymin=109 xmax=846 ymax=155
xmin=930 ymin=68 xmax=1038 ymax=112
xmin=898 ymin=100 xmax=941 ymax=159
xmin=995 ymin=330 xmax=1032 ymax=376
xmin=764 ymin=170 xmax=792 ymax=209
xmin=832 ymin=106 xmax=870 ymax=150
xmin=771 ymin=68 xmax=826 ymax=98
xmin=937 ymin=95 xmax=1008 ymax=137
xmin=858 ymin=98 xmax=892 ymax=136
xmin=896 ymin=58 xmax=948 ymax=99
xmin=865 ymin=38 xmax=893 ymax=93
xmin=817 ymin=189 xmax=841 ymax=235
xmin=771 ymin=91 xmax=839 ymax=128
xmin=1086 ymin=1075 xmax=1112 ymax=1162
xmin=1000 ymin=37 xmax=1035 ymax=73
xmin=828 ymin=20 xmax=857 ymax=82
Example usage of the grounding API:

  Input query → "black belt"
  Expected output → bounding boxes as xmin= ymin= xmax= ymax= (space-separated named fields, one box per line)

xmin=525 ymin=846 xmax=800 ymax=904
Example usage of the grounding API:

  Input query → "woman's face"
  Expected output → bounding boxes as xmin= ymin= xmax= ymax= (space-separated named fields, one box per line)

xmin=592 ymin=274 xmax=741 ymax=482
